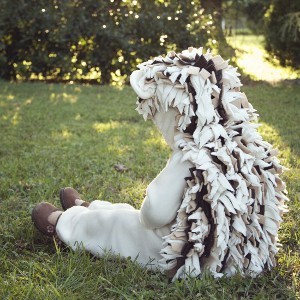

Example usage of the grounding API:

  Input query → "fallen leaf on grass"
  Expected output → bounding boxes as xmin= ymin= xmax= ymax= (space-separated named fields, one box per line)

xmin=114 ymin=163 xmax=129 ymax=172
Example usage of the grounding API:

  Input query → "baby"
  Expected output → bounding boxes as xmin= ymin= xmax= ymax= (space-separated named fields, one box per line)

xmin=32 ymin=47 xmax=287 ymax=280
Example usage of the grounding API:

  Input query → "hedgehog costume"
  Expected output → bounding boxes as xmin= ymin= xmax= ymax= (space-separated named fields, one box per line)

xmin=32 ymin=47 xmax=288 ymax=281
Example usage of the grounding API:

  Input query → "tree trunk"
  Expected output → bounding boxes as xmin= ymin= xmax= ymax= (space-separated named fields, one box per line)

xmin=201 ymin=0 xmax=226 ymax=43
xmin=3 ymin=28 xmax=20 ymax=81
xmin=201 ymin=0 xmax=234 ymax=58
xmin=201 ymin=0 xmax=225 ymax=42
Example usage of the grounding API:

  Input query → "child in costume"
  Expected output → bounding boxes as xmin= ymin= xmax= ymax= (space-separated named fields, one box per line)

xmin=32 ymin=47 xmax=288 ymax=280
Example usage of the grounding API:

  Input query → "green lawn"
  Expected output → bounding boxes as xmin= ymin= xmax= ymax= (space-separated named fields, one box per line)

xmin=0 ymin=79 xmax=299 ymax=299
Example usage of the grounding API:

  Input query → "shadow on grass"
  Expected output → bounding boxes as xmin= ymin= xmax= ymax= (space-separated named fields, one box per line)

xmin=242 ymin=81 xmax=300 ymax=159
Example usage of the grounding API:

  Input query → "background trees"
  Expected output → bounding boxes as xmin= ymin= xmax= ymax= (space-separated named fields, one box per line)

xmin=263 ymin=0 xmax=300 ymax=68
xmin=242 ymin=0 xmax=300 ymax=68
xmin=0 ymin=0 xmax=221 ymax=83
xmin=0 ymin=0 xmax=299 ymax=84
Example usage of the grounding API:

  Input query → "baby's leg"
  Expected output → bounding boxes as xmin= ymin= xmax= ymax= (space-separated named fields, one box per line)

xmin=88 ymin=200 xmax=135 ymax=211
xmin=56 ymin=205 xmax=168 ymax=269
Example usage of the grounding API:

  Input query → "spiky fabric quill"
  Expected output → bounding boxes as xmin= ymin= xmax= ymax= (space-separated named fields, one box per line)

xmin=133 ymin=47 xmax=288 ymax=280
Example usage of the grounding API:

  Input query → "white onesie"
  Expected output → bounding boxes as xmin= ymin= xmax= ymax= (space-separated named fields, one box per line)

xmin=56 ymin=105 xmax=193 ymax=268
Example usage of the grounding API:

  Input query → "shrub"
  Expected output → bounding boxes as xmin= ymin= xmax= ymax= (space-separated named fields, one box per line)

xmin=264 ymin=0 xmax=300 ymax=68
xmin=0 ymin=0 xmax=226 ymax=83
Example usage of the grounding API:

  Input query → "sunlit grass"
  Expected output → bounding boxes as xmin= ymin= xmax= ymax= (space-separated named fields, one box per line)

xmin=93 ymin=121 xmax=121 ymax=133
xmin=227 ymin=35 xmax=300 ymax=83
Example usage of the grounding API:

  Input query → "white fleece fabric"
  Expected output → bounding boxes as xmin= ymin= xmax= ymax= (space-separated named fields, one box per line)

xmin=130 ymin=47 xmax=288 ymax=280
xmin=56 ymin=126 xmax=193 ymax=268
xmin=57 ymin=47 xmax=287 ymax=280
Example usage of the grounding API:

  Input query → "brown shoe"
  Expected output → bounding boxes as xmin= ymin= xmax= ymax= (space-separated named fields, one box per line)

xmin=31 ymin=202 xmax=62 ymax=237
xmin=59 ymin=187 xmax=90 ymax=211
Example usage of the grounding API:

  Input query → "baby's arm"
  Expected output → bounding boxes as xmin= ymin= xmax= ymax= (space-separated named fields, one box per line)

xmin=140 ymin=151 xmax=193 ymax=229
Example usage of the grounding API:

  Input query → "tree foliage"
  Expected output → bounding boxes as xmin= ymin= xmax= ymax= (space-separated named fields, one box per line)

xmin=0 ymin=0 xmax=227 ymax=83
xmin=242 ymin=0 xmax=271 ymax=34
xmin=264 ymin=0 xmax=300 ymax=68
xmin=243 ymin=0 xmax=300 ymax=68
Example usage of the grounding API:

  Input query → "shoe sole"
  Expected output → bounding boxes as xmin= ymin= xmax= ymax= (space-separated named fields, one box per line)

xmin=59 ymin=188 xmax=68 ymax=211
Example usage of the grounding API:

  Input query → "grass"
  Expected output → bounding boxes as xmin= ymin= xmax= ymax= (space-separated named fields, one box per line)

xmin=0 ymin=80 xmax=299 ymax=299
xmin=1 ymin=35 xmax=300 ymax=298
